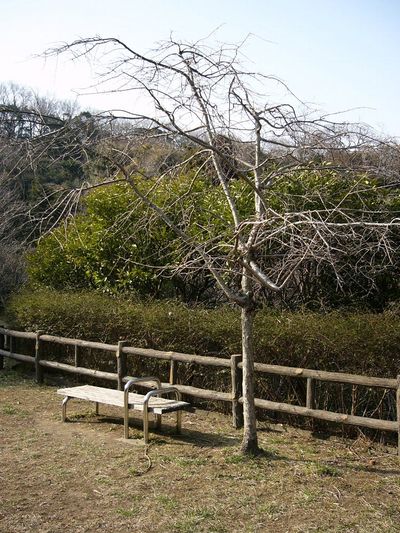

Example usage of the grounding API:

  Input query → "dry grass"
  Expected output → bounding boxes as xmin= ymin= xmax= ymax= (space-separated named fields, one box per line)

xmin=0 ymin=368 xmax=399 ymax=533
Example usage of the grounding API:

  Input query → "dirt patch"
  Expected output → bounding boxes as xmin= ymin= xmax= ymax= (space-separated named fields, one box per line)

xmin=1 ymin=369 xmax=399 ymax=533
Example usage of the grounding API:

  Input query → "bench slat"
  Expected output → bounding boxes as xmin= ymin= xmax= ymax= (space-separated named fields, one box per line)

xmin=57 ymin=385 xmax=190 ymax=414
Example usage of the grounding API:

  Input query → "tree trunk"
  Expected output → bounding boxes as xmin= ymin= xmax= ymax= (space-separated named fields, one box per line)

xmin=240 ymin=302 xmax=260 ymax=454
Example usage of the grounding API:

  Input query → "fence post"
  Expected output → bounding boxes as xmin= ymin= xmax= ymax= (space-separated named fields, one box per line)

xmin=397 ymin=375 xmax=400 ymax=459
xmin=74 ymin=344 xmax=80 ymax=367
xmin=306 ymin=377 xmax=315 ymax=410
xmin=231 ymin=354 xmax=243 ymax=429
xmin=351 ymin=385 xmax=357 ymax=416
xmin=169 ymin=359 xmax=177 ymax=385
xmin=35 ymin=331 xmax=44 ymax=384
xmin=0 ymin=327 xmax=4 ymax=370
xmin=117 ymin=341 xmax=128 ymax=391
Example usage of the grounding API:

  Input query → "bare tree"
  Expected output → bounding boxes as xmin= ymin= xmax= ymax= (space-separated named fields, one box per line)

xmin=0 ymin=183 xmax=28 ymax=307
xmin=27 ymin=36 xmax=400 ymax=453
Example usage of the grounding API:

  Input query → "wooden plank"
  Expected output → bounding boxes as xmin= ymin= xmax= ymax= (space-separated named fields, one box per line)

xmin=122 ymin=379 xmax=231 ymax=402
xmin=250 ymin=397 xmax=398 ymax=432
xmin=40 ymin=334 xmax=117 ymax=352
xmin=123 ymin=346 xmax=231 ymax=368
xmin=0 ymin=349 xmax=35 ymax=364
xmin=40 ymin=360 xmax=118 ymax=381
xmin=2 ymin=327 xmax=396 ymax=389
xmin=170 ymin=384 xmax=231 ymax=402
xmin=0 ymin=328 xmax=36 ymax=340
xmin=56 ymin=385 xmax=190 ymax=414
xmin=249 ymin=362 xmax=397 ymax=390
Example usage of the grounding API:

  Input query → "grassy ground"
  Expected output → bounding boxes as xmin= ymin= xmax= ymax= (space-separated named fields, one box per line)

xmin=0 ymin=368 xmax=399 ymax=533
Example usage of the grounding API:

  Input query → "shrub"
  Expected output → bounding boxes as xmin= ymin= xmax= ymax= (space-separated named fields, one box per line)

xmin=7 ymin=289 xmax=399 ymax=377
xmin=6 ymin=289 xmax=400 ymax=429
xmin=27 ymin=171 xmax=400 ymax=311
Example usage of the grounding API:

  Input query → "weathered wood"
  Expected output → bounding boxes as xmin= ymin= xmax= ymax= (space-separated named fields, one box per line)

xmin=0 ymin=327 xmax=4 ymax=370
xmin=35 ymin=331 xmax=44 ymax=384
xmin=123 ymin=345 xmax=231 ymax=368
xmin=40 ymin=334 xmax=117 ymax=352
xmin=74 ymin=344 xmax=80 ymax=367
xmin=0 ymin=349 xmax=35 ymax=364
xmin=2 ymin=326 xmax=399 ymax=443
xmin=351 ymin=385 xmax=357 ymax=416
xmin=231 ymin=354 xmax=243 ymax=429
xmin=306 ymin=377 xmax=315 ymax=410
xmin=169 ymin=359 xmax=177 ymax=385
xmin=116 ymin=341 xmax=128 ymax=391
xmin=170 ymin=383 xmax=231 ymax=402
xmin=126 ymin=378 xmax=230 ymax=402
xmin=57 ymin=385 xmax=190 ymax=414
xmin=250 ymin=397 xmax=398 ymax=432
xmin=250 ymin=362 xmax=397 ymax=390
xmin=397 ymin=376 xmax=400 ymax=457
xmin=40 ymin=360 xmax=118 ymax=381
xmin=0 ymin=327 xmax=36 ymax=340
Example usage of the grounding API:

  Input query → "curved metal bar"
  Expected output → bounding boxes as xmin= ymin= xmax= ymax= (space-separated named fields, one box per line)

xmin=142 ymin=387 xmax=182 ymax=444
xmin=123 ymin=376 xmax=162 ymax=439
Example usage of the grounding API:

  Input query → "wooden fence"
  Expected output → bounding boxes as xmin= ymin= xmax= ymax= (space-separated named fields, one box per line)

xmin=0 ymin=326 xmax=399 ymax=454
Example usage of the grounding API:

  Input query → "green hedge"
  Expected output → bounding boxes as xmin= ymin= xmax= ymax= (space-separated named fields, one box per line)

xmin=7 ymin=289 xmax=400 ymax=378
xmin=6 ymin=289 xmax=400 ymax=431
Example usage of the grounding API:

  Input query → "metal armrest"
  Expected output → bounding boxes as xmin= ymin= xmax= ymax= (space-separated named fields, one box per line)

xmin=123 ymin=377 xmax=162 ymax=439
xmin=143 ymin=387 xmax=182 ymax=443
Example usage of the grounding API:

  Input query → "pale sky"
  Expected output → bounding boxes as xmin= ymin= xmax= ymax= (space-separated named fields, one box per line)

xmin=1 ymin=0 xmax=399 ymax=137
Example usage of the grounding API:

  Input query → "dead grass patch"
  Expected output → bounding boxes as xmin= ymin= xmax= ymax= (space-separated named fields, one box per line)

xmin=0 ymin=369 xmax=399 ymax=532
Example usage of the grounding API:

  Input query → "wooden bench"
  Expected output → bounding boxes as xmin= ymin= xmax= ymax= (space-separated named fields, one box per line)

xmin=57 ymin=377 xmax=190 ymax=443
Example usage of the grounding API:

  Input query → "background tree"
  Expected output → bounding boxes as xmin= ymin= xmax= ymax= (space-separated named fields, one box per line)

xmin=0 ymin=83 xmax=103 ymax=307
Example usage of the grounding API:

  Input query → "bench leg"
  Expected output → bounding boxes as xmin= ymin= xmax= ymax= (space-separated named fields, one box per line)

xmin=155 ymin=414 xmax=162 ymax=430
xmin=124 ymin=405 xmax=130 ymax=439
xmin=143 ymin=405 xmax=150 ymax=445
xmin=62 ymin=396 xmax=70 ymax=422
xmin=94 ymin=402 xmax=99 ymax=416
xmin=176 ymin=410 xmax=182 ymax=434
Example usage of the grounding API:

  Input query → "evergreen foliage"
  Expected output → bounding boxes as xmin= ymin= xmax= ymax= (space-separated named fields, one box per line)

xmin=27 ymin=168 xmax=400 ymax=310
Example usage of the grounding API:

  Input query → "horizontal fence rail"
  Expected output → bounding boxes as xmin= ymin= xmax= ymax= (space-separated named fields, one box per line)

xmin=0 ymin=326 xmax=399 ymax=455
